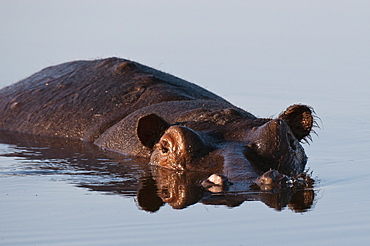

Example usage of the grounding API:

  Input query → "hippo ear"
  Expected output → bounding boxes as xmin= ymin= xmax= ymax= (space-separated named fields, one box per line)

xmin=278 ymin=104 xmax=317 ymax=142
xmin=137 ymin=114 xmax=170 ymax=149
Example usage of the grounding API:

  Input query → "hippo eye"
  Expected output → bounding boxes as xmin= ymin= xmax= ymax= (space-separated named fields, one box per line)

xmin=287 ymin=132 xmax=297 ymax=151
xmin=161 ymin=187 xmax=170 ymax=199
xmin=161 ymin=146 xmax=169 ymax=154
xmin=160 ymin=140 xmax=170 ymax=154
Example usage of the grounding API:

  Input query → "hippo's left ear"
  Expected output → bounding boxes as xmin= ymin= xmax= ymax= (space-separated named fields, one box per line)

xmin=278 ymin=104 xmax=317 ymax=142
xmin=137 ymin=114 xmax=170 ymax=149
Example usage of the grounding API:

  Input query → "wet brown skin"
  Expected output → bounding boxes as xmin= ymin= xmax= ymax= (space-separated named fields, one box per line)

xmin=0 ymin=57 xmax=315 ymax=190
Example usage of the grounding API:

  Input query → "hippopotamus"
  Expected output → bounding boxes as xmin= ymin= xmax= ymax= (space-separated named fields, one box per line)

xmin=0 ymin=57 xmax=315 ymax=190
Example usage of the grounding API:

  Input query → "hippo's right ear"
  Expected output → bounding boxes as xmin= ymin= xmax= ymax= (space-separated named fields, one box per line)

xmin=278 ymin=104 xmax=317 ymax=142
xmin=137 ymin=114 xmax=170 ymax=149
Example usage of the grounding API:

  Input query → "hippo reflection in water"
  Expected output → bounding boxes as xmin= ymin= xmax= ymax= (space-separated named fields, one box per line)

xmin=0 ymin=57 xmax=317 ymax=194
xmin=0 ymin=131 xmax=316 ymax=212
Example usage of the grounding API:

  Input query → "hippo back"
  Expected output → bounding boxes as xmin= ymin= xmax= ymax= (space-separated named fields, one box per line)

xmin=0 ymin=57 xmax=230 ymax=142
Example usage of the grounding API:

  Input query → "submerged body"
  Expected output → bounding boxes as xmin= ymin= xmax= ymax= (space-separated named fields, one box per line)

xmin=0 ymin=57 xmax=315 ymax=189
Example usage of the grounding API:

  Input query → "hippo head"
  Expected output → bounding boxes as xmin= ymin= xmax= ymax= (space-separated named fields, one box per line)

xmin=137 ymin=104 xmax=315 ymax=180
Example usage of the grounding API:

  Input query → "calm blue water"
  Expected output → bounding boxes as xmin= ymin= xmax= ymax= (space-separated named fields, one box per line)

xmin=1 ymin=1 xmax=370 ymax=245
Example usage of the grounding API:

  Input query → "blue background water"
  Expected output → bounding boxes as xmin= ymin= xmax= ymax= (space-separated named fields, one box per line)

xmin=1 ymin=1 xmax=370 ymax=245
